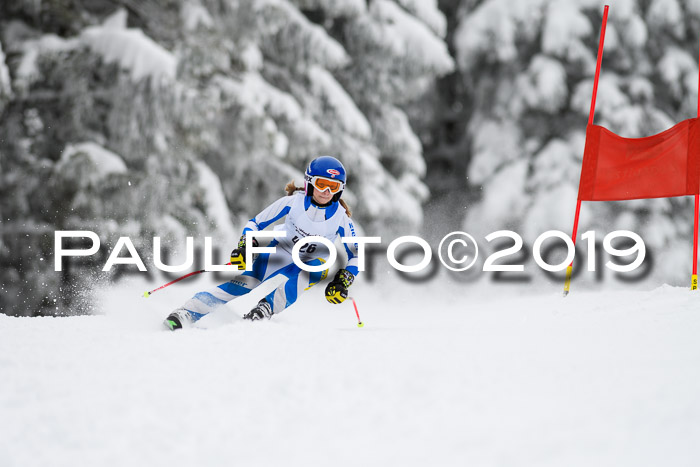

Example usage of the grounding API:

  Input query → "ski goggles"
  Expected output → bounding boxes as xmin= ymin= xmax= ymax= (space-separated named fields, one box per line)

xmin=310 ymin=176 xmax=344 ymax=194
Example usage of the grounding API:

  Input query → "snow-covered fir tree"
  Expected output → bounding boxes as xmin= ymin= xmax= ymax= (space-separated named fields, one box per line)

xmin=449 ymin=0 xmax=700 ymax=282
xmin=0 ymin=0 xmax=453 ymax=315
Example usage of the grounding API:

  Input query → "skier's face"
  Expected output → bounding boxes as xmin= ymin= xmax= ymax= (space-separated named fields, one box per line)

xmin=312 ymin=186 xmax=334 ymax=204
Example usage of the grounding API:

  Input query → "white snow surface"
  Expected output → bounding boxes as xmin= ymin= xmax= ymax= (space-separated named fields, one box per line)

xmin=255 ymin=0 xmax=350 ymax=69
xmin=454 ymin=0 xmax=547 ymax=68
xmin=81 ymin=9 xmax=177 ymax=83
xmin=195 ymin=161 xmax=237 ymax=242
xmin=2 ymin=277 xmax=700 ymax=467
xmin=520 ymin=54 xmax=568 ymax=112
xmin=58 ymin=142 xmax=128 ymax=181
xmin=181 ymin=0 xmax=214 ymax=31
xmin=371 ymin=0 xmax=454 ymax=75
xmin=646 ymin=0 xmax=683 ymax=37
xmin=15 ymin=34 xmax=79 ymax=92
xmin=468 ymin=118 xmax=522 ymax=185
xmin=541 ymin=0 xmax=592 ymax=60
xmin=0 ymin=40 xmax=12 ymax=100
xmin=15 ymin=9 xmax=175 ymax=90
xmin=657 ymin=47 xmax=697 ymax=99
xmin=218 ymin=72 xmax=302 ymax=121
xmin=394 ymin=0 xmax=447 ymax=38
xmin=307 ymin=65 xmax=372 ymax=139
xmin=291 ymin=0 xmax=366 ymax=18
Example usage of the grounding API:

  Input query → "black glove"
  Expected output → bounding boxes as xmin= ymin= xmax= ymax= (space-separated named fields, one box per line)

xmin=230 ymin=234 xmax=258 ymax=270
xmin=325 ymin=269 xmax=354 ymax=304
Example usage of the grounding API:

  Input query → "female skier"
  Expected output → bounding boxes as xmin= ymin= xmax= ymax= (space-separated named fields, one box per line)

xmin=164 ymin=156 xmax=360 ymax=330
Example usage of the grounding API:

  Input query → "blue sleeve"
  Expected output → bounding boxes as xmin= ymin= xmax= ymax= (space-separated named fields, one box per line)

xmin=338 ymin=215 xmax=360 ymax=277
xmin=242 ymin=196 xmax=295 ymax=235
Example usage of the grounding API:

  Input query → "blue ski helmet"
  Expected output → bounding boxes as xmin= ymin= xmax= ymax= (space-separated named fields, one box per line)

xmin=304 ymin=156 xmax=346 ymax=202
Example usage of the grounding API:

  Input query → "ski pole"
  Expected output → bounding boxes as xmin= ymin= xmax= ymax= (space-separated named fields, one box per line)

xmin=350 ymin=296 xmax=363 ymax=328
xmin=142 ymin=263 xmax=233 ymax=297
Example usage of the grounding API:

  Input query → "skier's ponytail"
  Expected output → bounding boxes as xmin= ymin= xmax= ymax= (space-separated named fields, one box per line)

xmin=285 ymin=181 xmax=305 ymax=196
xmin=339 ymin=199 xmax=351 ymax=218
xmin=284 ymin=180 xmax=352 ymax=218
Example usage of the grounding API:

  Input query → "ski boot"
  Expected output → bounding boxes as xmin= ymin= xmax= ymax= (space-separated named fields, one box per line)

xmin=243 ymin=299 xmax=273 ymax=321
xmin=164 ymin=307 xmax=194 ymax=331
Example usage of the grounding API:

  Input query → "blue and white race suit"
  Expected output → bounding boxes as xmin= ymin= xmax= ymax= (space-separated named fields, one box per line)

xmin=182 ymin=192 xmax=360 ymax=319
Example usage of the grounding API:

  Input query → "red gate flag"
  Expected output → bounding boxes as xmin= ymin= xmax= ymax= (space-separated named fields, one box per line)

xmin=567 ymin=3 xmax=700 ymax=293
xmin=577 ymin=118 xmax=700 ymax=201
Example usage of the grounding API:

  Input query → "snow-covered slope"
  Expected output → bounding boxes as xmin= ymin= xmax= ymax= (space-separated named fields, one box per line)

xmin=1 ymin=279 xmax=699 ymax=467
